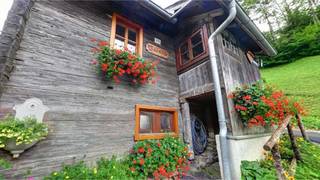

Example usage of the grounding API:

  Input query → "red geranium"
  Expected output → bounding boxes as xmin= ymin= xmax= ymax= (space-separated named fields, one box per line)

xmin=91 ymin=40 xmax=158 ymax=85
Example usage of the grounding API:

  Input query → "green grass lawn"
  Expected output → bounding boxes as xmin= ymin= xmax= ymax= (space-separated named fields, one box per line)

xmin=261 ymin=55 xmax=320 ymax=130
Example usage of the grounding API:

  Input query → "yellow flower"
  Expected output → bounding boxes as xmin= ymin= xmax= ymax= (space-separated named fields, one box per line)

xmin=53 ymin=172 xmax=57 ymax=176
xmin=284 ymin=171 xmax=289 ymax=177
xmin=65 ymin=176 xmax=69 ymax=179
xmin=93 ymin=168 xmax=97 ymax=174
xmin=288 ymin=176 xmax=295 ymax=180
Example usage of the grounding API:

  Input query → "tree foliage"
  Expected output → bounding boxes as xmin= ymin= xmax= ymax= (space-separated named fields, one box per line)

xmin=239 ymin=0 xmax=320 ymax=66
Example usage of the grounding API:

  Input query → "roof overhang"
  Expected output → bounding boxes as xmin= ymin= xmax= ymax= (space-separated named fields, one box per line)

xmin=139 ymin=0 xmax=277 ymax=56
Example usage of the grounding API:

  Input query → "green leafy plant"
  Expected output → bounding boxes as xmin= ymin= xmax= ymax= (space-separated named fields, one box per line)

xmin=0 ymin=158 xmax=12 ymax=180
xmin=90 ymin=40 xmax=159 ymax=85
xmin=241 ymin=135 xmax=320 ymax=179
xmin=229 ymin=82 xmax=305 ymax=127
xmin=45 ymin=136 xmax=191 ymax=179
xmin=241 ymin=160 xmax=276 ymax=180
xmin=127 ymin=136 xmax=190 ymax=179
xmin=0 ymin=116 xmax=48 ymax=148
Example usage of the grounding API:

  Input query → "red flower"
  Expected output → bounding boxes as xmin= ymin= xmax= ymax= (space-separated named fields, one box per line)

xmin=147 ymin=148 xmax=152 ymax=153
xmin=130 ymin=167 xmax=135 ymax=172
xmin=139 ymin=158 xmax=145 ymax=165
xmin=115 ymin=49 xmax=122 ymax=55
xmin=113 ymin=75 xmax=120 ymax=84
xmin=138 ymin=147 xmax=145 ymax=153
xmin=243 ymin=95 xmax=251 ymax=101
xmin=98 ymin=41 xmax=108 ymax=47
xmin=227 ymin=93 xmax=234 ymax=99
xmin=157 ymin=142 xmax=161 ymax=147
xmin=235 ymin=105 xmax=247 ymax=111
xmin=133 ymin=160 xmax=136 ymax=164
xmin=101 ymin=63 xmax=108 ymax=71
xmin=252 ymin=102 xmax=258 ymax=105
xmin=177 ymin=158 xmax=184 ymax=165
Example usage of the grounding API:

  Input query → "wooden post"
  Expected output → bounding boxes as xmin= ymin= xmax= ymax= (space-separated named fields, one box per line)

xmin=287 ymin=122 xmax=302 ymax=161
xmin=264 ymin=115 xmax=292 ymax=151
xmin=296 ymin=114 xmax=309 ymax=141
xmin=181 ymin=101 xmax=194 ymax=160
xmin=271 ymin=143 xmax=285 ymax=180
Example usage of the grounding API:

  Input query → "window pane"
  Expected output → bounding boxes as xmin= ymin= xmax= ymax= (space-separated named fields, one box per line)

xmin=191 ymin=32 xmax=202 ymax=46
xmin=181 ymin=52 xmax=189 ymax=64
xmin=127 ymin=43 xmax=136 ymax=54
xmin=180 ymin=42 xmax=189 ymax=64
xmin=114 ymin=38 xmax=124 ymax=50
xmin=192 ymin=43 xmax=204 ymax=58
xmin=128 ymin=29 xmax=137 ymax=42
xmin=116 ymin=24 xmax=125 ymax=37
xmin=180 ymin=42 xmax=188 ymax=54
xmin=160 ymin=112 xmax=173 ymax=132
xmin=140 ymin=111 xmax=153 ymax=133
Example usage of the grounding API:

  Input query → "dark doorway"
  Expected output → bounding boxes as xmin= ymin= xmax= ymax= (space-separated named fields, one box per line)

xmin=186 ymin=92 xmax=221 ymax=178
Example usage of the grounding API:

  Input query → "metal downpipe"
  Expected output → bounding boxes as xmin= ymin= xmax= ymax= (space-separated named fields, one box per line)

xmin=208 ymin=0 xmax=236 ymax=179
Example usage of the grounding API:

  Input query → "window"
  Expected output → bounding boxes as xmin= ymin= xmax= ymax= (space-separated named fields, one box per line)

xmin=176 ymin=25 xmax=209 ymax=72
xmin=135 ymin=104 xmax=179 ymax=140
xmin=110 ymin=13 xmax=143 ymax=56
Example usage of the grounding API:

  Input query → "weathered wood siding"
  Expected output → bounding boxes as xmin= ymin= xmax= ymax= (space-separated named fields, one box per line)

xmin=0 ymin=1 xmax=179 ymax=179
xmin=178 ymin=60 xmax=214 ymax=99
xmin=214 ymin=31 xmax=262 ymax=136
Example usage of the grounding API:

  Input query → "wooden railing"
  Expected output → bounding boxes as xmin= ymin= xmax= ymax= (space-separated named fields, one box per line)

xmin=263 ymin=114 xmax=309 ymax=180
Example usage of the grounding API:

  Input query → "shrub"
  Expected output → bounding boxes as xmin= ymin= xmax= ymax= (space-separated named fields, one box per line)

xmin=45 ymin=136 xmax=190 ymax=179
xmin=91 ymin=40 xmax=159 ymax=85
xmin=229 ymin=82 xmax=305 ymax=127
xmin=0 ymin=116 xmax=48 ymax=148
xmin=127 ymin=136 xmax=190 ymax=179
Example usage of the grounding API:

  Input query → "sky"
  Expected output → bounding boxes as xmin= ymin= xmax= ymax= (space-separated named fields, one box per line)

xmin=0 ymin=0 xmax=269 ymax=34
xmin=0 ymin=0 xmax=13 ymax=34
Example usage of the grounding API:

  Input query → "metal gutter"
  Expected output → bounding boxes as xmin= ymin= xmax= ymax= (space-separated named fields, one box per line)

xmin=208 ymin=0 xmax=236 ymax=179
xmin=234 ymin=2 xmax=277 ymax=56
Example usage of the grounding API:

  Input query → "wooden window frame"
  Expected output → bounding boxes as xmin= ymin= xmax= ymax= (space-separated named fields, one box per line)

xmin=175 ymin=25 xmax=209 ymax=72
xmin=110 ymin=13 xmax=143 ymax=57
xmin=134 ymin=104 xmax=179 ymax=141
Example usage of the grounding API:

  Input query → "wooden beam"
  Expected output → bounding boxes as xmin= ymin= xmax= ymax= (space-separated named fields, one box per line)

xmin=186 ymin=9 xmax=224 ymax=24
xmin=287 ymin=122 xmax=302 ymax=161
xmin=271 ymin=143 xmax=286 ymax=180
xmin=296 ymin=114 xmax=309 ymax=141
xmin=264 ymin=115 xmax=292 ymax=151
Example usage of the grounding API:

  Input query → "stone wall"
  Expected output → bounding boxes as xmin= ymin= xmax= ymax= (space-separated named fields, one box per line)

xmin=0 ymin=1 xmax=179 ymax=179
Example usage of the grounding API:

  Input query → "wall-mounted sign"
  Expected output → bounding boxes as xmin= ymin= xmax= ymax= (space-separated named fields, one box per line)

xmin=146 ymin=43 xmax=169 ymax=59
xmin=154 ymin=38 xmax=161 ymax=45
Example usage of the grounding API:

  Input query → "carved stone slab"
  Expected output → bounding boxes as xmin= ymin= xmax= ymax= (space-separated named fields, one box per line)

xmin=13 ymin=98 xmax=49 ymax=122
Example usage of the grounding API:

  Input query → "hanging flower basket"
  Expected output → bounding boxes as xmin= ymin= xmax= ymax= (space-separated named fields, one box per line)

xmin=228 ymin=82 xmax=305 ymax=128
xmin=91 ymin=40 xmax=159 ymax=85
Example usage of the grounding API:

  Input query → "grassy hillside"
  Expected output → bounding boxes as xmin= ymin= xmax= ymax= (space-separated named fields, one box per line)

xmin=261 ymin=55 xmax=320 ymax=130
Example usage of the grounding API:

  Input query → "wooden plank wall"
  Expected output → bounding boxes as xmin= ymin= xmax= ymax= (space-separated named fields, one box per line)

xmin=0 ymin=1 xmax=179 ymax=179
xmin=178 ymin=60 xmax=214 ymax=99
xmin=214 ymin=31 xmax=262 ymax=136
